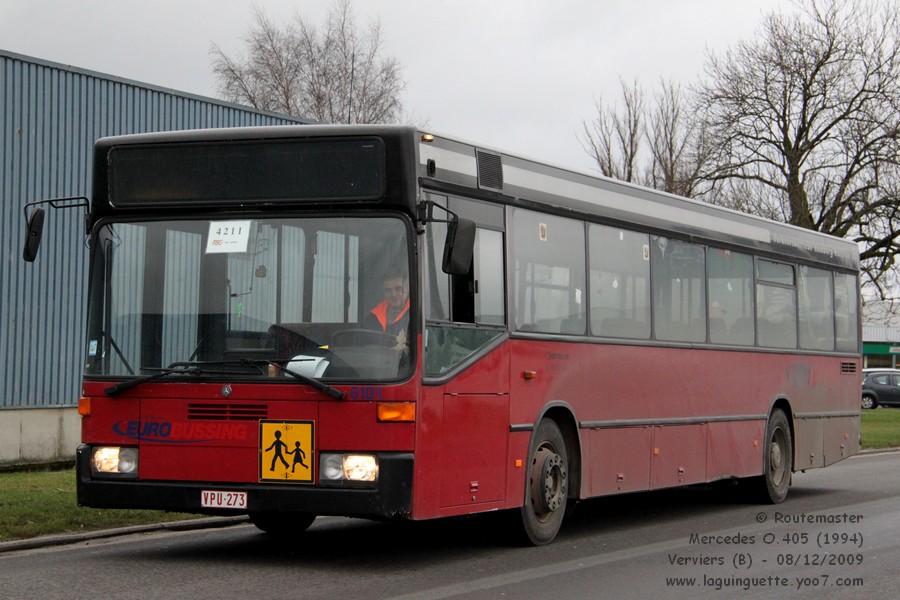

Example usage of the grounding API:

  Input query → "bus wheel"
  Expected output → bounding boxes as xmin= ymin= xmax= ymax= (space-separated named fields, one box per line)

xmin=249 ymin=511 xmax=316 ymax=535
xmin=750 ymin=409 xmax=793 ymax=504
xmin=519 ymin=420 xmax=569 ymax=545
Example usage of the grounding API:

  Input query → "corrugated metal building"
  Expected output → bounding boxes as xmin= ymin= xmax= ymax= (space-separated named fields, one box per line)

xmin=1 ymin=50 xmax=309 ymax=465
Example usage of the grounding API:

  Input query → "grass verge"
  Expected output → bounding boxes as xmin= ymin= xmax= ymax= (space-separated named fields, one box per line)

xmin=0 ymin=468 xmax=196 ymax=542
xmin=860 ymin=407 xmax=900 ymax=449
xmin=0 ymin=411 xmax=896 ymax=542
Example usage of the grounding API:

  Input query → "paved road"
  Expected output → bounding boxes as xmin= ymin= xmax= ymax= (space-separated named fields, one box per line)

xmin=2 ymin=451 xmax=899 ymax=599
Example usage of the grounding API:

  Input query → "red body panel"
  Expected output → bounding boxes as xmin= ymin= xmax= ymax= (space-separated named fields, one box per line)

xmin=506 ymin=339 xmax=859 ymax=504
xmin=81 ymin=336 xmax=859 ymax=519
xmin=81 ymin=380 xmax=416 ymax=485
xmin=413 ymin=342 xmax=511 ymax=519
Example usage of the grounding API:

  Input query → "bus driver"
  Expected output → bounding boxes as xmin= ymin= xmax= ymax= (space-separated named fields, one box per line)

xmin=364 ymin=270 xmax=410 ymax=347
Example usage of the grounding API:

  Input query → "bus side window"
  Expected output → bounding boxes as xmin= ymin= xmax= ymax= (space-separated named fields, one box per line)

xmin=423 ymin=198 xmax=506 ymax=378
xmin=449 ymin=259 xmax=474 ymax=323
xmin=449 ymin=227 xmax=505 ymax=325
xmin=424 ymin=193 xmax=505 ymax=326
xmin=474 ymin=229 xmax=505 ymax=325
xmin=511 ymin=209 xmax=586 ymax=335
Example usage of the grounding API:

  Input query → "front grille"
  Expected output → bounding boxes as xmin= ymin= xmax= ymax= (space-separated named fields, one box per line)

xmin=187 ymin=403 xmax=268 ymax=421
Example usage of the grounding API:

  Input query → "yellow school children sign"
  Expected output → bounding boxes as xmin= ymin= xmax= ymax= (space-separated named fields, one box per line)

xmin=259 ymin=420 xmax=315 ymax=483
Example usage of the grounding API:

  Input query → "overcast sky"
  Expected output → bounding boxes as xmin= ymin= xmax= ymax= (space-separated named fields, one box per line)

xmin=1 ymin=0 xmax=785 ymax=173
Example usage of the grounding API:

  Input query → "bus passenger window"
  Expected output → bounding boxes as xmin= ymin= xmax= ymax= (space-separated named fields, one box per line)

xmin=756 ymin=260 xmax=797 ymax=349
xmin=511 ymin=209 xmax=585 ymax=335
xmin=651 ymin=237 xmax=706 ymax=343
xmin=707 ymin=248 xmax=753 ymax=346
xmin=834 ymin=272 xmax=859 ymax=353
xmin=798 ymin=266 xmax=835 ymax=351
xmin=589 ymin=225 xmax=650 ymax=339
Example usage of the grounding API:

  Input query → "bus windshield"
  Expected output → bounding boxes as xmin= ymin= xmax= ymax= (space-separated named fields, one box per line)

xmin=85 ymin=216 xmax=412 ymax=383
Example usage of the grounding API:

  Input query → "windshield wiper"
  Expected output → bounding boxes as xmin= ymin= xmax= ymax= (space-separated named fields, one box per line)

xmin=104 ymin=364 xmax=208 ymax=396
xmin=105 ymin=360 xmax=346 ymax=400
xmin=250 ymin=360 xmax=346 ymax=400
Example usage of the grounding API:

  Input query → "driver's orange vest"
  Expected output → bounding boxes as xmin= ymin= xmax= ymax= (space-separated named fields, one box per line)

xmin=370 ymin=299 xmax=410 ymax=331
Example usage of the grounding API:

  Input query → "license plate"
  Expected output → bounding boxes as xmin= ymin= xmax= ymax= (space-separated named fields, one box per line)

xmin=200 ymin=490 xmax=247 ymax=510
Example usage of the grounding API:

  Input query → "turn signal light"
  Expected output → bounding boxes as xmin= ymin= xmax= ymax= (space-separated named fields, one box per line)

xmin=377 ymin=402 xmax=415 ymax=422
xmin=78 ymin=397 xmax=91 ymax=416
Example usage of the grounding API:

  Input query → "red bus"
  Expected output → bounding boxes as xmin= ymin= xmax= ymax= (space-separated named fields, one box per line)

xmin=25 ymin=125 xmax=861 ymax=545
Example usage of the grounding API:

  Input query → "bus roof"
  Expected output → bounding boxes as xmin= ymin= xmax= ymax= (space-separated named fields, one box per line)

xmin=417 ymin=130 xmax=859 ymax=272
xmin=94 ymin=124 xmax=859 ymax=272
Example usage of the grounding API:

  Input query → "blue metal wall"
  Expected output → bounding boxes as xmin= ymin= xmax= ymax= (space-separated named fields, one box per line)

xmin=0 ymin=50 xmax=310 ymax=408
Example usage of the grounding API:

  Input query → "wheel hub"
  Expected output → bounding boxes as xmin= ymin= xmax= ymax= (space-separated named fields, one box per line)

xmin=769 ymin=430 xmax=787 ymax=484
xmin=770 ymin=441 xmax=782 ymax=469
xmin=531 ymin=447 xmax=568 ymax=514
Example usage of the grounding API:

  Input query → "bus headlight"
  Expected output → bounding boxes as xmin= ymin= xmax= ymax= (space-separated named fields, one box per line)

xmin=319 ymin=453 xmax=378 ymax=485
xmin=91 ymin=446 xmax=139 ymax=478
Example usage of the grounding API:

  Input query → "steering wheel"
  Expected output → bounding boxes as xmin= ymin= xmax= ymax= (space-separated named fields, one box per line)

xmin=330 ymin=328 xmax=399 ymax=348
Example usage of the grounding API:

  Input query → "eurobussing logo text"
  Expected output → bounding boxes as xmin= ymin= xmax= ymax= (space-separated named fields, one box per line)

xmin=112 ymin=419 xmax=250 ymax=444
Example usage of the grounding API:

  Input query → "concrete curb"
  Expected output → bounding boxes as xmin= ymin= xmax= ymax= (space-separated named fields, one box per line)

xmin=857 ymin=446 xmax=900 ymax=456
xmin=0 ymin=515 xmax=250 ymax=554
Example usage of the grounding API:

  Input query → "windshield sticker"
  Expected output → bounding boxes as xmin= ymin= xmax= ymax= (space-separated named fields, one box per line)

xmin=206 ymin=220 xmax=252 ymax=254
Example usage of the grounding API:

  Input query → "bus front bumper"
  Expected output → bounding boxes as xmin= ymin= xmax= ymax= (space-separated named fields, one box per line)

xmin=76 ymin=445 xmax=414 ymax=519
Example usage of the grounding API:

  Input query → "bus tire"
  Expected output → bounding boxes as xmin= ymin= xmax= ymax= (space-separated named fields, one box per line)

xmin=518 ymin=419 xmax=569 ymax=545
xmin=749 ymin=409 xmax=793 ymax=504
xmin=249 ymin=511 xmax=316 ymax=535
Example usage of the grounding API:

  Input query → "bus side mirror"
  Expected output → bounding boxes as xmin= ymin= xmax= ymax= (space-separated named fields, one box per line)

xmin=23 ymin=207 xmax=46 ymax=262
xmin=442 ymin=218 xmax=475 ymax=276
xmin=20 ymin=196 xmax=89 ymax=262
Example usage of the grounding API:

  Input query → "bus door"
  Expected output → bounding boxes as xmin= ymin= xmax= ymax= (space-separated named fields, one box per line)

xmin=421 ymin=193 xmax=510 ymax=513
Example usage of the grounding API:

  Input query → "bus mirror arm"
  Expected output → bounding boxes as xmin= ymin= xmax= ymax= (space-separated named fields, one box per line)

xmin=417 ymin=201 xmax=475 ymax=276
xmin=21 ymin=196 xmax=89 ymax=262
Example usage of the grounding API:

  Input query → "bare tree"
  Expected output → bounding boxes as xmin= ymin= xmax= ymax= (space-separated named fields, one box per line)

xmin=695 ymin=0 xmax=900 ymax=300
xmin=645 ymin=80 xmax=714 ymax=198
xmin=580 ymin=80 xmax=645 ymax=183
xmin=211 ymin=0 xmax=405 ymax=124
xmin=581 ymin=79 xmax=712 ymax=196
